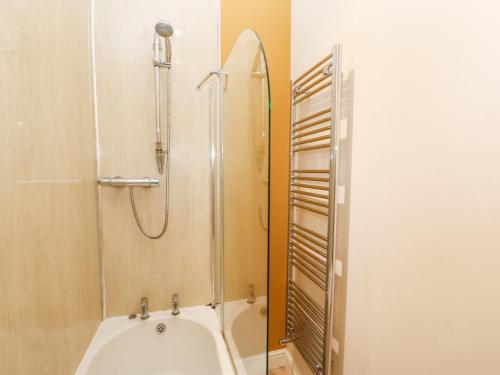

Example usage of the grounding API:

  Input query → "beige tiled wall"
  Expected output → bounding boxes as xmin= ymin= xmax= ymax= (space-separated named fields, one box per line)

xmin=94 ymin=0 xmax=219 ymax=316
xmin=0 ymin=0 xmax=102 ymax=373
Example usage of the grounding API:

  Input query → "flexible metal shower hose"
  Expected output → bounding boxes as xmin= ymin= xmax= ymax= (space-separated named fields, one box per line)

xmin=129 ymin=159 xmax=169 ymax=239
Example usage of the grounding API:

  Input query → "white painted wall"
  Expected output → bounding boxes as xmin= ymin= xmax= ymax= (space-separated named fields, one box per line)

xmin=291 ymin=0 xmax=335 ymax=78
xmin=292 ymin=0 xmax=500 ymax=374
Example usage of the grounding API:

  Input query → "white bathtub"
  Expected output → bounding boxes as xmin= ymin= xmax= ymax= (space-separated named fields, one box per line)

xmin=224 ymin=297 xmax=268 ymax=375
xmin=76 ymin=306 xmax=235 ymax=375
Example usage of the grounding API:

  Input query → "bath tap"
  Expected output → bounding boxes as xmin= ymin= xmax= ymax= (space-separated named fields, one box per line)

xmin=140 ymin=297 xmax=150 ymax=320
xmin=247 ymin=284 xmax=256 ymax=304
xmin=172 ymin=293 xmax=180 ymax=315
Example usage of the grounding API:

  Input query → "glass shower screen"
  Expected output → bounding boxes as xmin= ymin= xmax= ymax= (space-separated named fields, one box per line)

xmin=221 ymin=29 xmax=270 ymax=374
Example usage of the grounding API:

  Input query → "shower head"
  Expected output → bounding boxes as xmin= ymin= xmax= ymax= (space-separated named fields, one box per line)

xmin=153 ymin=21 xmax=173 ymax=67
xmin=155 ymin=21 xmax=174 ymax=38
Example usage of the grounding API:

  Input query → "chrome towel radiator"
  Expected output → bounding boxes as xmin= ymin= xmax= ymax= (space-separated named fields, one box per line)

xmin=281 ymin=45 xmax=342 ymax=375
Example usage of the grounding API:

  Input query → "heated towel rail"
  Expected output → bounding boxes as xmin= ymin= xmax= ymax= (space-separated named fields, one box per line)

xmin=281 ymin=45 xmax=342 ymax=375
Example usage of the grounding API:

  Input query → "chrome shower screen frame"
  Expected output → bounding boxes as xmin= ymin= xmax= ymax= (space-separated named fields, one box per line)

xmin=197 ymin=29 xmax=270 ymax=375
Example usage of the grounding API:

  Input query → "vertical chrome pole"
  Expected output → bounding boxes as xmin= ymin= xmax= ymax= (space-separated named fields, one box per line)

xmin=218 ymin=68 xmax=225 ymax=332
xmin=214 ymin=0 xmax=221 ymax=315
xmin=154 ymin=63 xmax=161 ymax=144
xmin=323 ymin=44 xmax=342 ymax=375
xmin=196 ymin=69 xmax=223 ymax=312
xmin=282 ymin=79 xmax=296 ymax=345
xmin=209 ymin=84 xmax=217 ymax=308
xmin=154 ymin=35 xmax=166 ymax=174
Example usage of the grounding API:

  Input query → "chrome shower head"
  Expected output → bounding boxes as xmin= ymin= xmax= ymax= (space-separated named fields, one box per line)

xmin=155 ymin=21 xmax=174 ymax=38
xmin=152 ymin=20 xmax=173 ymax=68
